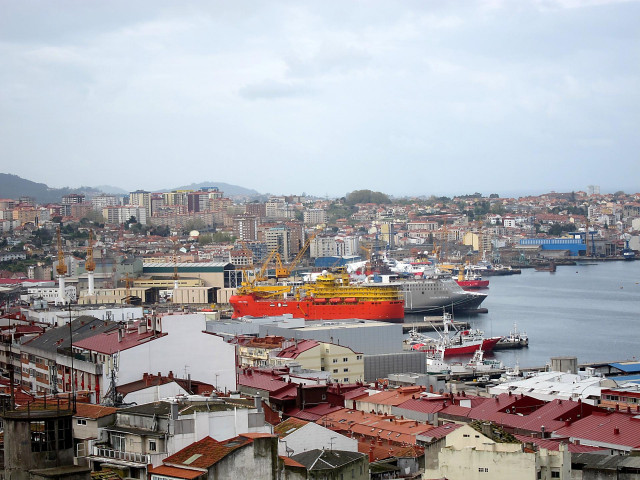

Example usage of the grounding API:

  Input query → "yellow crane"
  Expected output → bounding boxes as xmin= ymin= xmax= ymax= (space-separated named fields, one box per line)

xmin=274 ymin=228 xmax=320 ymax=279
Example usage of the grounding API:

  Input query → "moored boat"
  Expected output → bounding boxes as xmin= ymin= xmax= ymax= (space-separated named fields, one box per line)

xmin=409 ymin=312 xmax=501 ymax=356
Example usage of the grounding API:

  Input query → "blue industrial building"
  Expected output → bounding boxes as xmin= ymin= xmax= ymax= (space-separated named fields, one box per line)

xmin=519 ymin=238 xmax=586 ymax=256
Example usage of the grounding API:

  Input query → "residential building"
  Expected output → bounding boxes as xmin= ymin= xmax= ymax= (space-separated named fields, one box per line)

xmin=424 ymin=422 xmax=570 ymax=480
xmin=233 ymin=214 xmax=259 ymax=241
xmin=129 ymin=190 xmax=152 ymax=218
xmin=91 ymin=194 xmax=118 ymax=211
xmin=274 ymin=417 xmax=358 ymax=456
xmin=103 ymin=205 xmax=148 ymax=225
xmin=148 ymin=434 xmax=280 ymax=480
xmin=271 ymin=339 xmax=364 ymax=384
xmin=303 ymin=208 xmax=327 ymax=225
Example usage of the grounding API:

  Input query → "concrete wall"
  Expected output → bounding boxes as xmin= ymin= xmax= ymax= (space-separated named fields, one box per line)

xmin=211 ymin=437 xmax=278 ymax=480
xmin=112 ymin=314 xmax=236 ymax=398
xmin=364 ymin=351 xmax=426 ymax=382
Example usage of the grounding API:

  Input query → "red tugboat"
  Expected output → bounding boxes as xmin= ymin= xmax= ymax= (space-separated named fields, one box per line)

xmin=454 ymin=269 xmax=489 ymax=290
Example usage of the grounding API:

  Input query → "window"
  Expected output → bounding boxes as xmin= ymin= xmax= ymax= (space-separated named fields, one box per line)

xmin=149 ymin=440 xmax=157 ymax=452
xmin=356 ymin=355 xmax=362 ymax=360
xmin=478 ymin=467 xmax=489 ymax=473
xmin=463 ymin=434 xmax=470 ymax=438
xmin=333 ymin=359 xmax=338 ymax=363
xmin=76 ymin=419 xmax=87 ymax=426
xmin=551 ymin=472 xmax=560 ymax=478
xmin=333 ymin=369 xmax=338 ymax=373
xmin=344 ymin=378 xmax=349 ymax=382
xmin=112 ymin=434 xmax=126 ymax=452
xmin=343 ymin=358 xmax=348 ymax=362
xmin=343 ymin=368 xmax=349 ymax=372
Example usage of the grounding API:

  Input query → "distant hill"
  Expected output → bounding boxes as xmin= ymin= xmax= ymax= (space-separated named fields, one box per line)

xmin=94 ymin=184 xmax=128 ymax=195
xmin=0 ymin=173 xmax=105 ymax=204
xmin=165 ymin=181 xmax=261 ymax=199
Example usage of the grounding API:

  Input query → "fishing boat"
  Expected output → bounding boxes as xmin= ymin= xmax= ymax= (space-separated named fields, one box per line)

xmin=494 ymin=322 xmax=529 ymax=350
xmin=410 ymin=312 xmax=502 ymax=356
xmin=229 ymin=268 xmax=405 ymax=322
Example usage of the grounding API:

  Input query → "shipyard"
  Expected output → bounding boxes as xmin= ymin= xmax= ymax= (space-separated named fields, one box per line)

xmin=2 ymin=1 xmax=640 ymax=478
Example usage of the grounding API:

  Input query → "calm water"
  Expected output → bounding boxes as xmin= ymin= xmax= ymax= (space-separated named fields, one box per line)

xmin=405 ymin=261 xmax=640 ymax=368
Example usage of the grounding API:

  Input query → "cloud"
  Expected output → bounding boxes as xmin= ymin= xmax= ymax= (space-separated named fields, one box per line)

xmin=238 ymin=80 xmax=315 ymax=100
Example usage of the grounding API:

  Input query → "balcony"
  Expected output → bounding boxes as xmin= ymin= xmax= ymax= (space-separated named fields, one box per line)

xmin=90 ymin=446 xmax=167 ymax=467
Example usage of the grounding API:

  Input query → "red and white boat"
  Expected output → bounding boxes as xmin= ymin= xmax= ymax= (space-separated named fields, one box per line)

xmin=454 ymin=270 xmax=489 ymax=289
xmin=410 ymin=312 xmax=501 ymax=356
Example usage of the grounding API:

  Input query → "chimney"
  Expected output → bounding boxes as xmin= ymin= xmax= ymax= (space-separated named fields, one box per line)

xmin=614 ymin=427 xmax=620 ymax=435
xmin=541 ymin=426 xmax=546 ymax=438
xmin=168 ymin=370 xmax=174 ymax=379
xmin=481 ymin=422 xmax=492 ymax=438
xmin=143 ymin=372 xmax=149 ymax=386
xmin=254 ymin=394 xmax=263 ymax=412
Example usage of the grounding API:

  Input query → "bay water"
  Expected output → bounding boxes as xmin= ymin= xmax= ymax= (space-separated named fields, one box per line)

xmin=405 ymin=261 xmax=640 ymax=368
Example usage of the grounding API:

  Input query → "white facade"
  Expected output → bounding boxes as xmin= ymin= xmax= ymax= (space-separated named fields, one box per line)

xmin=277 ymin=422 xmax=357 ymax=456
xmin=23 ymin=285 xmax=77 ymax=303
xmin=122 ymin=382 xmax=190 ymax=405
xmin=111 ymin=314 xmax=237 ymax=400
xmin=91 ymin=194 xmax=118 ymax=211
xmin=103 ymin=205 xmax=148 ymax=225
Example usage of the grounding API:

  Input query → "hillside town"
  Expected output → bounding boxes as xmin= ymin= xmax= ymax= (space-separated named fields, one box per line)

xmin=1 ymin=184 xmax=639 ymax=480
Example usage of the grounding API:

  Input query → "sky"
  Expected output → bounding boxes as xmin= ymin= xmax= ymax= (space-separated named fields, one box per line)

xmin=1 ymin=0 xmax=639 ymax=198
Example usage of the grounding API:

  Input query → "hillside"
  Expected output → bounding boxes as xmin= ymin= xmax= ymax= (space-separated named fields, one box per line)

xmin=0 ymin=173 xmax=104 ymax=204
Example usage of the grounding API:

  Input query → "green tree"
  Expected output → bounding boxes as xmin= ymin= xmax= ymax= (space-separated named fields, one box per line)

xmin=345 ymin=189 xmax=391 ymax=205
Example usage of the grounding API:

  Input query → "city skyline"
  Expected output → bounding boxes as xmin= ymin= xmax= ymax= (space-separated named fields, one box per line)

xmin=1 ymin=1 xmax=639 ymax=197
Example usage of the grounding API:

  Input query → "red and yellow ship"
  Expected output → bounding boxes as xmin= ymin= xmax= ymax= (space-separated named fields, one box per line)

xmin=229 ymin=268 xmax=405 ymax=323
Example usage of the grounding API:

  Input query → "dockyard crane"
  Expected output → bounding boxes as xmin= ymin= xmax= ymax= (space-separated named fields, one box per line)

xmin=274 ymin=228 xmax=321 ymax=279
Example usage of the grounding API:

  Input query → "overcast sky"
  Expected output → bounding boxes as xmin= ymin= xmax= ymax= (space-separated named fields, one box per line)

xmin=1 ymin=0 xmax=639 ymax=198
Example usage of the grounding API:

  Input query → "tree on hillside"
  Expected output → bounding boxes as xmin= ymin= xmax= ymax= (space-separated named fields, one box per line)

xmin=345 ymin=190 xmax=391 ymax=205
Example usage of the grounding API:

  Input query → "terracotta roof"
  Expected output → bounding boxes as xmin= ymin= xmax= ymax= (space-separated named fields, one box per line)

xmin=147 ymin=465 xmax=203 ymax=480
xmin=74 ymin=403 xmax=118 ymax=420
xmin=287 ymin=404 xmax=344 ymax=422
xmin=160 ymin=434 xmax=274 ymax=470
xmin=359 ymin=440 xmax=424 ymax=461
xmin=280 ymin=456 xmax=306 ymax=468
xmin=317 ymin=409 xmax=433 ymax=446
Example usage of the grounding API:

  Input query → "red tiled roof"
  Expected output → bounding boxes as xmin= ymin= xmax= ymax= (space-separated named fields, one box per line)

xmin=552 ymin=411 xmax=640 ymax=449
xmin=468 ymin=393 xmax=542 ymax=420
xmin=276 ymin=339 xmax=319 ymax=359
xmin=358 ymin=440 xmax=424 ymax=461
xmin=439 ymin=404 xmax=472 ymax=418
xmin=270 ymin=383 xmax=298 ymax=401
xmin=73 ymin=323 xmax=165 ymax=354
xmin=238 ymin=371 xmax=291 ymax=394
xmin=147 ymin=465 xmax=203 ymax=480
xmin=416 ymin=423 xmax=462 ymax=442
xmin=287 ymin=403 xmax=345 ymax=422
xmin=74 ymin=403 xmax=118 ymax=420
xmin=396 ymin=397 xmax=447 ymax=415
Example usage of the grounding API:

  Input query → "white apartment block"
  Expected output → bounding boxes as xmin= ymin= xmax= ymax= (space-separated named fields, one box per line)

xmin=129 ymin=190 xmax=152 ymax=218
xmin=310 ymin=236 xmax=339 ymax=258
xmin=91 ymin=195 xmax=118 ymax=211
xmin=103 ymin=205 xmax=148 ymax=225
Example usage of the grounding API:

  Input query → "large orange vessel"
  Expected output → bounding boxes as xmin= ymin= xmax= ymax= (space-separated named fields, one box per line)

xmin=229 ymin=269 xmax=405 ymax=323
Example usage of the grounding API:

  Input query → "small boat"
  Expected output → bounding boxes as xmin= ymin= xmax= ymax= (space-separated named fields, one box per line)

xmin=494 ymin=322 xmax=529 ymax=350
